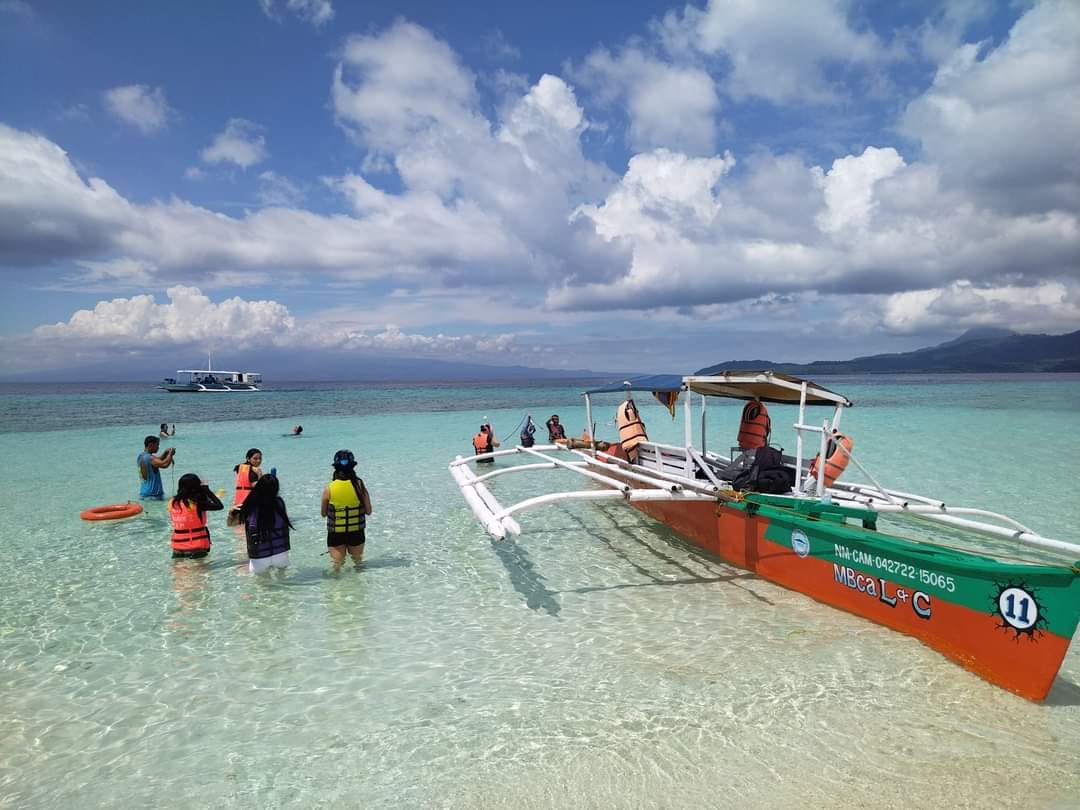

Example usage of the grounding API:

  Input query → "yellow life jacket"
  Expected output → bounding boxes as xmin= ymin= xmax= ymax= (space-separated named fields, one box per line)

xmin=327 ymin=478 xmax=365 ymax=533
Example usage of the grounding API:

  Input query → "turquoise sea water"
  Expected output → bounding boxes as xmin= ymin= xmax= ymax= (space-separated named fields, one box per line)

xmin=1 ymin=375 xmax=1079 ymax=808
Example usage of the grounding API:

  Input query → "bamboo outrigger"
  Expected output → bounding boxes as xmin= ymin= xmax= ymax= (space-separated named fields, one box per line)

xmin=450 ymin=371 xmax=1080 ymax=701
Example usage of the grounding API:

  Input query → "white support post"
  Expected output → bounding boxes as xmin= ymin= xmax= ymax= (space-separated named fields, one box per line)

xmin=700 ymin=393 xmax=707 ymax=455
xmin=683 ymin=388 xmax=693 ymax=477
xmin=585 ymin=393 xmax=594 ymax=448
xmin=795 ymin=381 xmax=807 ymax=490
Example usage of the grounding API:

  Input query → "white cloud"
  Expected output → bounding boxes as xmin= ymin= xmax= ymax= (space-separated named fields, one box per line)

xmin=577 ymin=46 xmax=719 ymax=155
xmin=259 ymin=0 xmax=334 ymax=27
xmin=102 ymin=84 xmax=173 ymax=133
xmin=901 ymin=0 xmax=1080 ymax=215
xmin=332 ymin=20 xmax=484 ymax=152
xmin=693 ymin=0 xmax=890 ymax=104
xmin=814 ymin=146 xmax=906 ymax=234
xmin=881 ymin=280 xmax=1080 ymax=335
xmin=256 ymin=171 xmax=304 ymax=206
xmin=21 ymin=286 xmax=517 ymax=366
xmin=201 ymin=118 xmax=268 ymax=169
xmin=184 ymin=166 xmax=206 ymax=181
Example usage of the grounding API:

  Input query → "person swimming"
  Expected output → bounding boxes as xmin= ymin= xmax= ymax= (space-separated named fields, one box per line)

xmin=292 ymin=425 xmax=303 ymax=435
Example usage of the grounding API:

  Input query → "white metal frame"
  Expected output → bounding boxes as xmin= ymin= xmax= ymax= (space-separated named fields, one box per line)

xmin=447 ymin=375 xmax=1080 ymax=560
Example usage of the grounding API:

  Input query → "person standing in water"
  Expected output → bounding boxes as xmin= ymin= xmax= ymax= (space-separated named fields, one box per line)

xmin=238 ymin=474 xmax=292 ymax=574
xmin=228 ymin=448 xmax=263 ymax=523
xmin=138 ymin=435 xmax=176 ymax=500
xmin=169 ymin=473 xmax=224 ymax=559
xmin=320 ymin=449 xmax=372 ymax=570
xmin=471 ymin=423 xmax=499 ymax=464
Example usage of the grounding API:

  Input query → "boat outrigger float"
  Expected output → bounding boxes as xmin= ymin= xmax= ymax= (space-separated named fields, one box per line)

xmin=449 ymin=371 xmax=1080 ymax=701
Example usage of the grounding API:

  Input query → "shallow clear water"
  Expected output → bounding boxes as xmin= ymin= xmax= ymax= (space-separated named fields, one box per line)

xmin=1 ymin=376 xmax=1079 ymax=808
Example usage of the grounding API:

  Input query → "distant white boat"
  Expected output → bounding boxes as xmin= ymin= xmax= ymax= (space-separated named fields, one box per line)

xmin=159 ymin=352 xmax=262 ymax=392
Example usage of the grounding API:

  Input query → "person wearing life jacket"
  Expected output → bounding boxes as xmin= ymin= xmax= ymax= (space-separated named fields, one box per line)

xmin=169 ymin=473 xmax=224 ymax=559
xmin=232 ymin=448 xmax=263 ymax=508
xmin=320 ymin=449 xmax=373 ymax=570
xmin=737 ymin=398 xmax=771 ymax=450
xmin=472 ymin=423 xmax=500 ymax=464
xmin=807 ymin=430 xmax=855 ymax=489
xmin=616 ymin=398 xmax=648 ymax=462
xmin=546 ymin=414 xmax=567 ymax=443
xmin=238 ymin=473 xmax=293 ymax=574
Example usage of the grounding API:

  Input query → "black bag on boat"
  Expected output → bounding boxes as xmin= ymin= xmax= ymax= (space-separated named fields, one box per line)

xmin=730 ymin=446 xmax=793 ymax=494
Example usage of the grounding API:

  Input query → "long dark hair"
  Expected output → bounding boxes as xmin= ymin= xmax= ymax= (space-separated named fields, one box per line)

xmin=234 ymin=447 xmax=261 ymax=473
xmin=239 ymin=474 xmax=293 ymax=534
xmin=172 ymin=473 xmax=205 ymax=514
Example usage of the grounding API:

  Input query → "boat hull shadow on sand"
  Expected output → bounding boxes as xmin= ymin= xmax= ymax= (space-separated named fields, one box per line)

xmin=449 ymin=371 xmax=1080 ymax=701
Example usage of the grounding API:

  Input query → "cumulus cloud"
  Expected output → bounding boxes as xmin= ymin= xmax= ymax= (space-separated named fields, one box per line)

xmin=577 ymin=46 xmax=720 ymax=155
xmin=881 ymin=280 xmax=1080 ymax=335
xmin=256 ymin=171 xmax=304 ymax=206
xmin=693 ymin=0 xmax=891 ymax=104
xmin=900 ymin=0 xmax=1080 ymax=215
xmin=259 ymin=0 xmax=334 ymax=27
xmin=17 ymin=286 xmax=517 ymax=369
xmin=201 ymin=118 xmax=268 ymax=169
xmin=103 ymin=84 xmax=174 ymax=133
xmin=814 ymin=147 xmax=905 ymax=234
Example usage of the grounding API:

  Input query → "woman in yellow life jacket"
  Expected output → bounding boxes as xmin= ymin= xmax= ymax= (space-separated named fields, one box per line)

xmin=320 ymin=449 xmax=372 ymax=570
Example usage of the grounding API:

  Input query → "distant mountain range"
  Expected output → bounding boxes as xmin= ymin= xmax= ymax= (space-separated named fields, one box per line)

xmin=697 ymin=327 xmax=1080 ymax=375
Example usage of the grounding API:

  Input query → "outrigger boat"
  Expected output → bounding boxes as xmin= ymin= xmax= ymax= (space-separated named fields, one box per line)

xmin=449 ymin=371 xmax=1080 ymax=701
xmin=159 ymin=352 xmax=262 ymax=392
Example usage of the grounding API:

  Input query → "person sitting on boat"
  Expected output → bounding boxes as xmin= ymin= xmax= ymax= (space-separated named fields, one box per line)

xmin=321 ymin=449 xmax=372 ymax=570
xmin=169 ymin=473 xmax=224 ymax=559
xmin=472 ymin=423 xmax=499 ymax=464
xmin=228 ymin=448 xmax=263 ymax=524
xmin=546 ymin=414 xmax=566 ymax=443
xmin=238 ymin=473 xmax=292 ymax=574
xmin=138 ymin=435 xmax=175 ymax=500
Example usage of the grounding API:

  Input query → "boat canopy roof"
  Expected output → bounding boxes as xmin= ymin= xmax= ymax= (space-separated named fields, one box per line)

xmin=585 ymin=371 xmax=851 ymax=407
xmin=583 ymin=374 xmax=685 ymax=395
xmin=685 ymin=371 xmax=851 ymax=407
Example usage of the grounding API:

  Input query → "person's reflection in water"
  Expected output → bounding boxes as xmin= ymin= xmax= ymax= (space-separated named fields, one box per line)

xmin=166 ymin=558 xmax=214 ymax=636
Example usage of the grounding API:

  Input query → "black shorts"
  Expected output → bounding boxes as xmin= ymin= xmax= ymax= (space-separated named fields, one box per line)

xmin=172 ymin=550 xmax=209 ymax=559
xmin=327 ymin=529 xmax=365 ymax=548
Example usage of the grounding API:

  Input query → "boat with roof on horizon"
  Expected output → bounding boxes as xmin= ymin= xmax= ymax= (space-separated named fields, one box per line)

xmin=449 ymin=370 xmax=1080 ymax=701
xmin=159 ymin=352 xmax=262 ymax=392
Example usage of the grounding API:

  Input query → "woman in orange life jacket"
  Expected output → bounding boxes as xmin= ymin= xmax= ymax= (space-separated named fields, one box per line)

xmin=227 ymin=448 xmax=263 ymax=525
xmin=169 ymin=473 xmax=224 ymax=559
xmin=321 ymin=450 xmax=373 ymax=571
xmin=238 ymin=473 xmax=293 ymax=575
xmin=471 ymin=423 xmax=500 ymax=464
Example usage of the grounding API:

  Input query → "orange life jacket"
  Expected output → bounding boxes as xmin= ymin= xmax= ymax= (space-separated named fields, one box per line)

xmin=233 ymin=463 xmax=256 ymax=506
xmin=737 ymin=400 xmax=770 ymax=449
xmin=170 ymin=500 xmax=211 ymax=553
xmin=808 ymin=432 xmax=854 ymax=488
xmin=472 ymin=432 xmax=491 ymax=455
xmin=616 ymin=399 xmax=648 ymax=460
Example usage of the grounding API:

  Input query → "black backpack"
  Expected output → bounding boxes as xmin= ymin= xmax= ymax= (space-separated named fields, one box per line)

xmin=730 ymin=446 xmax=794 ymax=494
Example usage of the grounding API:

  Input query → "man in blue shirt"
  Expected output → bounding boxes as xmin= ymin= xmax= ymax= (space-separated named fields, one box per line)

xmin=138 ymin=435 xmax=175 ymax=499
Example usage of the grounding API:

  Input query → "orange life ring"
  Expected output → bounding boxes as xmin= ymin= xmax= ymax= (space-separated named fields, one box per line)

xmin=808 ymin=432 xmax=854 ymax=487
xmin=80 ymin=502 xmax=144 ymax=521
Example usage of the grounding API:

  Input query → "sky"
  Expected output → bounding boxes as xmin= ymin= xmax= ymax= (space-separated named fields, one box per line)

xmin=1 ymin=0 xmax=1078 ymax=379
